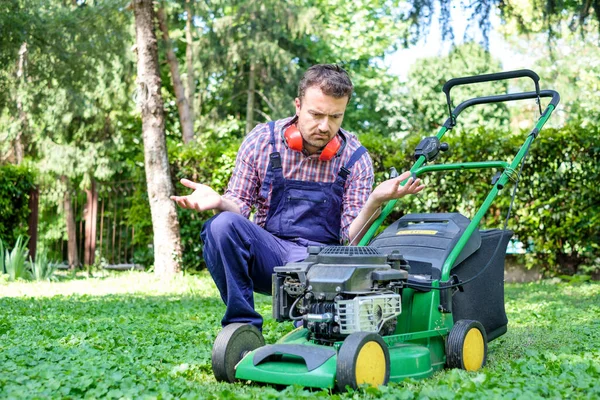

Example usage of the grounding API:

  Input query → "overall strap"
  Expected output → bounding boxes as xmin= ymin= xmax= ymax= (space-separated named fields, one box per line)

xmin=338 ymin=146 xmax=368 ymax=181
xmin=267 ymin=121 xmax=277 ymax=149
xmin=260 ymin=121 xmax=283 ymax=199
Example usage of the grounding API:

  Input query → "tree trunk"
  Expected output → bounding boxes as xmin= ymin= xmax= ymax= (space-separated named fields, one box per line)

xmin=245 ymin=60 xmax=256 ymax=134
xmin=62 ymin=176 xmax=79 ymax=269
xmin=185 ymin=0 xmax=195 ymax=123
xmin=84 ymin=179 xmax=98 ymax=266
xmin=27 ymin=187 xmax=39 ymax=262
xmin=15 ymin=42 xmax=28 ymax=164
xmin=133 ymin=0 xmax=183 ymax=276
xmin=156 ymin=4 xmax=195 ymax=144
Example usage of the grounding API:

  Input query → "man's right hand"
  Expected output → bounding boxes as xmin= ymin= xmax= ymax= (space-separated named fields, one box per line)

xmin=170 ymin=179 xmax=224 ymax=212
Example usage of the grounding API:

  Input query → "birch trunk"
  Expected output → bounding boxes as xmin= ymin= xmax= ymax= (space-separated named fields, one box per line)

xmin=62 ymin=176 xmax=79 ymax=269
xmin=245 ymin=60 xmax=256 ymax=134
xmin=15 ymin=42 xmax=28 ymax=164
xmin=133 ymin=0 xmax=182 ymax=276
xmin=185 ymin=0 xmax=195 ymax=123
xmin=156 ymin=5 xmax=195 ymax=144
xmin=84 ymin=179 xmax=98 ymax=266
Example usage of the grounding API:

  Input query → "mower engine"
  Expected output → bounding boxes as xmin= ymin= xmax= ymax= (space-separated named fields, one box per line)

xmin=272 ymin=246 xmax=409 ymax=343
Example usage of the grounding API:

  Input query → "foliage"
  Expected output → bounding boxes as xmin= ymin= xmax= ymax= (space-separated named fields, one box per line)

xmin=402 ymin=1 xmax=600 ymax=45
xmin=0 ymin=164 xmax=36 ymax=246
xmin=29 ymin=249 xmax=58 ymax=282
xmin=169 ymin=122 xmax=244 ymax=271
xmin=0 ymin=273 xmax=598 ymax=398
xmin=1 ymin=0 xmax=597 ymax=278
xmin=125 ymin=183 xmax=155 ymax=268
xmin=0 ymin=0 xmax=130 ymax=107
xmin=505 ymin=28 xmax=600 ymax=129
xmin=1 ymin=235 xmax=31 ymax=281
xmin=1 ymin=0 xmax=138 ymax=269
xmin=497 ymin=0 xmax=600 ymax=38
xmin=443 ymin=123 xmax=598 ymax=276
xmin=515 ymin=124 xmax=600 ymax=275
xmin=125 ymin=118 xmax=245 ymax=271
xmin=160 ymin=0 xmax=414 ymax=135
xmin=361 ymin=114 xmax=600 ymax=276
xmin=404 ymin=42 xmax=510 ymax=135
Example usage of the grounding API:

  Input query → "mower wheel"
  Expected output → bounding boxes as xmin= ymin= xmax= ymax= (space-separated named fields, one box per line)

xmin=446 ymin=319 xmax=488 ymax=371
xmin=211 ymin=323 xmax=265 ymax=383
xmin=336 ymin=332 xmax=390 ymax=392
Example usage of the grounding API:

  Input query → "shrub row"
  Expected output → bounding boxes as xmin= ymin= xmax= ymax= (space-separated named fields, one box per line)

xmin=125 ymin=121 xmax=598 ymax=276
xmin=362 ymin=122 xmax=599 ymax=276
xmin=0 ymin=164 xmax=36 ymax=247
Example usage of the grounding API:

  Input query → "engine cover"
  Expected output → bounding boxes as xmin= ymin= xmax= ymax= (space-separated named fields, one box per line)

xmin=307 ymin=246 xmax=390 ymax=299
xmin=272 ymin=246 xmax=409 ymax=341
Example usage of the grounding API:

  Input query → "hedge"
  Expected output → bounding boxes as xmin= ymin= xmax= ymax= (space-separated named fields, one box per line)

xmin=125 ymin=121 xmax=599 ymax=277
xmin=0 ymin=164 xmax=36 ymax=247
xmin=361 ymin=121 xmax=600 ymax=276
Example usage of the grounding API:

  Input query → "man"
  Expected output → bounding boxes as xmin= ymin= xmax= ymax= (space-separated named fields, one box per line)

xmin=171 ymin=64 xmax=424 ymax=330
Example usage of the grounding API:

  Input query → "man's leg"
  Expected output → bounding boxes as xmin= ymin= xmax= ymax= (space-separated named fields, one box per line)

xmin=201 ymin=212 xmax=307 ymax=330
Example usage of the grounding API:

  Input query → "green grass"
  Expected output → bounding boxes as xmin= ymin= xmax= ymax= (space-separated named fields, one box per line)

xmin=1 ymin=272 xmax=599 ymax=399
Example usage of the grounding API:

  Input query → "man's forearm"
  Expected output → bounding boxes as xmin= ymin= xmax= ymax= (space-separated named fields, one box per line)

xmin=216 ymin=196 xmax=242 ymax=215
xmin=347 ymin=198 xmax=382 ymax=245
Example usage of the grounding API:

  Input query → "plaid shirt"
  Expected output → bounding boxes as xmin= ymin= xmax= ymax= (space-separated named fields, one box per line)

xmin=223 ymin=117 xmax=374 ymax=242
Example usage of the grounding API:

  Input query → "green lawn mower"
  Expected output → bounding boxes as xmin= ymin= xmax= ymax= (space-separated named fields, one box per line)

xmin=211 ymin=70 xmax=560 ymax=391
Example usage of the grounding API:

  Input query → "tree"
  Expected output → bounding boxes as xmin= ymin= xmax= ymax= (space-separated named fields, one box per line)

xmin=0 ymin=0 xmax=138 ymax=268
xmin=400 ymin=1 xmax=599 ymax=47
xmin=509 ymin=27 xmax=600 ymax=127
xmin=157 ymin=3 xmax=195 ymax=144
xmin=133 ymin=0 xmax=183 ymax=276
xmin=184 ymin=0 xmax=196 ymax=125
xmin=404 ymin=42 xmax=509 ymax=135
xmin=497 ymin=0 xmax=600 ymax=39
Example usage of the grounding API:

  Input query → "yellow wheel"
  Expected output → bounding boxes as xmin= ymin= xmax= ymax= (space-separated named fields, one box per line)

xmin=446 ymin=320 xmax=487 ymax=371
xmin=336 ymin=332 xmax=390 ymax=392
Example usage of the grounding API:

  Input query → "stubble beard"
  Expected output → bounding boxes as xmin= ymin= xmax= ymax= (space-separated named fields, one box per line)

xmin=297 ymin=121 xmax=330 ymax=152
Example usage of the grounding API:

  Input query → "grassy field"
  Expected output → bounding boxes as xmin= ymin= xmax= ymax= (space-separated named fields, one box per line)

xmin=1 ymin=271 xmax=599 ymax=399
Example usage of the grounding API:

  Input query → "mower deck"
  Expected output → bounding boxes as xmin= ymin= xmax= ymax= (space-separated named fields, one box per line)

xmin=235 ymin=327 xmax=443 ymax=388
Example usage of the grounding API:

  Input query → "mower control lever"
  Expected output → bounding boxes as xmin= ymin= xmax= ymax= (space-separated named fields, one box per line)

xmin=414 ymin=137 xmax=449 ymax=162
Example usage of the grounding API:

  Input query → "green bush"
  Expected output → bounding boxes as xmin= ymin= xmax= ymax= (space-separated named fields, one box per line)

xmin=29 ymin=248 xmax=58 ymax=281
xmin=0 ymin=164 xmax=36 ymax=246
xmin=1 ymin=235 xmax=31 ymax=281
xmin=360 ymin=121 xmax=600 ymax=277
xmin=517 ymin=123 xmax=600 ymax=275
xmin=169 ymin=132 xmax=243 ymax=272
xmin=124 ymin=121 xmax=244 ymax=272
xmin=124 ymin=117 xmax=598 ymax=277
xmin=125 ymin=183 xmax=154 ymax=268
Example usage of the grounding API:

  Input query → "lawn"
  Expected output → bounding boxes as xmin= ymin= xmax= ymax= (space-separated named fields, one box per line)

xmin=1 ymin=272 xmax=599 ymax=399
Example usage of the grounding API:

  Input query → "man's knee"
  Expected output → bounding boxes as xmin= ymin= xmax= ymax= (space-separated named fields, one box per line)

xmin=201 ymin=211 xmax=248 ymax=246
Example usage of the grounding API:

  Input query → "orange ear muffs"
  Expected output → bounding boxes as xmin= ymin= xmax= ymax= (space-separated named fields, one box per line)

xmin=283 ymin=125 xmax=344 ymax=161
xmin=283 ymin=124 xmax=304 ymax=152
xmin=319 ymin=135 xmax=342 ymax=161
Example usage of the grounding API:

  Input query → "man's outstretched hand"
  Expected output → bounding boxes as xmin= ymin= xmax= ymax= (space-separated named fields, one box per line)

xmin=170 ymin=179 xmax=223 ymax=212
xmin=370 ymin=171 xmax=425 ymax=206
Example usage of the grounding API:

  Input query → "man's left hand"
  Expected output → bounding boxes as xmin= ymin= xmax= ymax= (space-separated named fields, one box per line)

xmin=370 ymin=171 xmax=425 ymax=206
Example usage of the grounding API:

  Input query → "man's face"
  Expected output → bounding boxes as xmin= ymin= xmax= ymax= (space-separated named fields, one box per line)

xmin=295 ymin=86 xmax=348 ymax=155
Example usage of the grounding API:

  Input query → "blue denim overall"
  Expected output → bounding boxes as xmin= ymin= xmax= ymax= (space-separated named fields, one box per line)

xmin=201 ymin=121 xmax=367 ymax=330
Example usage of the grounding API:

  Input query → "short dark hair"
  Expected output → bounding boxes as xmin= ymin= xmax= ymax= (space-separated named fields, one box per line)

xmin=297 ymin=64 xmax=353 ymax=103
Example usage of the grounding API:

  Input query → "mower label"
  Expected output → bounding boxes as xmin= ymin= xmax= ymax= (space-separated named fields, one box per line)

xmin=396 ymin=230 xmax=438 ymax=235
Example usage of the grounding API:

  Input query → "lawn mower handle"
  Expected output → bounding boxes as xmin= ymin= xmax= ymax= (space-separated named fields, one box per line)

xmin=443 ymin=70 xmax=541 ymax=126
xmin=443 ymin=90 xmax=560 ymax=129
xmin=443 ymin=69 xmax=540 ymax=99
xmin=358 ymin=86 xmax=560 ymax=248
